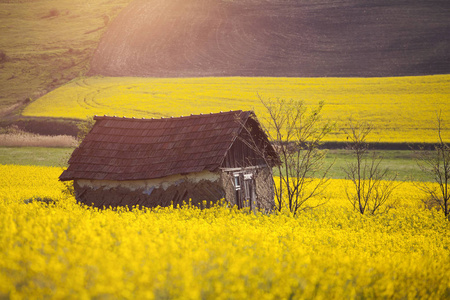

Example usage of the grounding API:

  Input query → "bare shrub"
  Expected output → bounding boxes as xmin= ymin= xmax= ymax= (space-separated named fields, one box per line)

xmin=77 ymin=116 xmax=95 ymax=144
xmin=343 ymin=120 xmax=400 ymax=215
xmin=421 ymin=196 xmax=443 ymax=212
xmin=414 ymin=111 xmax=449 ymax=220
xmin=61 ymin=181 xmax=75 ymax=198
xmin=254 ymin=95 xmax=333 ymax=215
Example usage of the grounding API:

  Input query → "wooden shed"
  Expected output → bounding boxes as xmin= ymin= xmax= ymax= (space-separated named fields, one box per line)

xmin=60 ymin=111 xmax=280 ymax=211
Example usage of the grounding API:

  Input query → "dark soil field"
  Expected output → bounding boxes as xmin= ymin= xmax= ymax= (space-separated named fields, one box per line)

xmin=90 ymin=0 xmax=450 ymax=77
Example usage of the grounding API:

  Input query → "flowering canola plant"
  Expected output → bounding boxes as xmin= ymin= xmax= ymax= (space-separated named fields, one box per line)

xmin=22 ymin=75 xmax=450 ymax=143
xmin=1 ymin=164 xmax=449 ymax=299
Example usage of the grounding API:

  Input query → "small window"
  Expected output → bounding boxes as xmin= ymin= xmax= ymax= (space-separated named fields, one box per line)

xmin=234 ymin=174 xmax=241 ymax=190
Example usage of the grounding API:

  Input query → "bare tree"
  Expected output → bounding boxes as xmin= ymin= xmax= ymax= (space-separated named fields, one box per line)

xmin=77 ymin=116 xmax=95 ymax=144
xmin=343 ymin=120 xmax=400 ymax=215
xmin=414 ymin=111 xmax=449 ymax=220
xmin=256 ymin=95 xmax=333 ymax=215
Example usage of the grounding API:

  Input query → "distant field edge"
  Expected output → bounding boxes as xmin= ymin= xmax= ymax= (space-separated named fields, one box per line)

xmin=0 ymin=117 xmax=79 ymax=137
xmin=0 ymin=117 xmax=443 ymax=151
xmin=20 ymin=74 xmax=450 ymax=144
xmin=321 ymin=142 xmax=440 ymax=151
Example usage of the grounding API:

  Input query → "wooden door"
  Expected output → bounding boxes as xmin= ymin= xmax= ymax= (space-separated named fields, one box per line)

xmin=234 ymin=171 xmax=256 ymax=210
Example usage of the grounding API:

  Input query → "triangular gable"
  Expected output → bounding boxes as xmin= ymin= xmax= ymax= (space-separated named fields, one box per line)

xmin=221 ymin=113 xmax=280 ymax=169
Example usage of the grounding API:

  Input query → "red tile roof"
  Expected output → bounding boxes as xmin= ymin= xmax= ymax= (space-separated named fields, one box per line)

xmin=60 ymin=111 xmax=272 ymax=181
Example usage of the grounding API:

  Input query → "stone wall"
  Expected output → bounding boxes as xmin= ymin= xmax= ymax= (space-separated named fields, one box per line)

xmin=254 ymin=167 xmax=276 ymax=212
xmin=220 ymin=166 xmax=275 ymax=212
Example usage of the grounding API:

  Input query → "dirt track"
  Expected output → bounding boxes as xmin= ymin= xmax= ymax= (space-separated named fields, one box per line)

xmin=89 ymin=0 xmax=450 ymax=77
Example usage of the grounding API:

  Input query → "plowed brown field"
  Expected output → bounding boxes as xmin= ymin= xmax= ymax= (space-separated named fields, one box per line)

xmin=90 ymin=0 xmax=450 ymax=77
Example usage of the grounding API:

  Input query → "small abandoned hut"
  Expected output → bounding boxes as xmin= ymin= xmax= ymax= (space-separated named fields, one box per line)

xmin=60 ymin=111 xmax=280 ymax=211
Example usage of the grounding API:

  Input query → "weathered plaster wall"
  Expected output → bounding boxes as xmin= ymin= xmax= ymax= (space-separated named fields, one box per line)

xmin=74 ymin=168 xmax=274 ymax=211
xmin=74 ymin=171 xmax=225 ymax=209
xmin=77 ymin=171 xmax=219 ymax=191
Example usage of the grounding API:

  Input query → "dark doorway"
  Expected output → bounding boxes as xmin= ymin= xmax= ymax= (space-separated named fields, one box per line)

xmin=234 ymin=171 xmax=256 ymax=210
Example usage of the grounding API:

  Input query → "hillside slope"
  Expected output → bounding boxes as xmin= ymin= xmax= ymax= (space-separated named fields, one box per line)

xmin=90 ymin=0 xmax=450 ymax=77
xmin=0 ymin=0 xmax=133 ymax=112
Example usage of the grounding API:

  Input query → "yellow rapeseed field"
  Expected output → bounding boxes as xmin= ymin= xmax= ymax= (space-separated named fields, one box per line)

xmin=23 ymin=75 xmax=450 ymax=143
xmin=1 ymin=164 xmax=449 ymax=299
